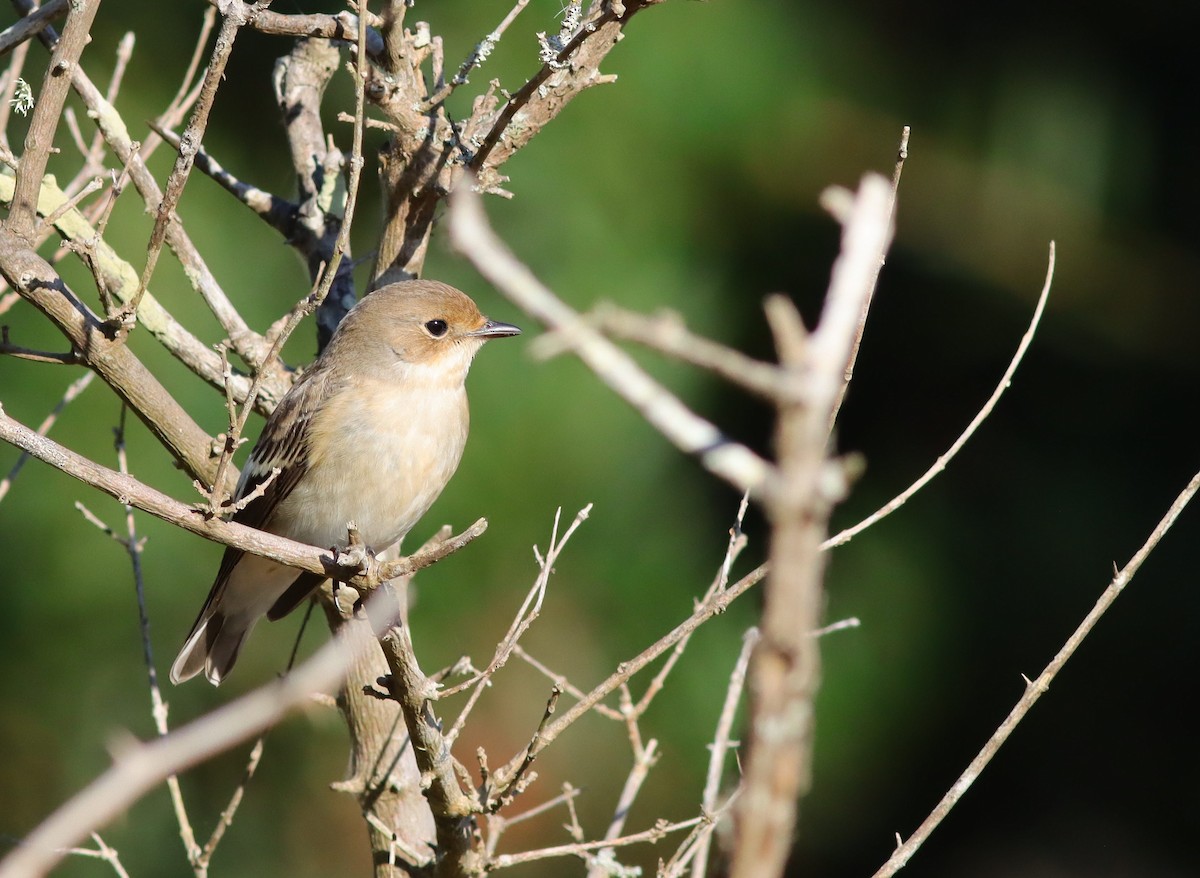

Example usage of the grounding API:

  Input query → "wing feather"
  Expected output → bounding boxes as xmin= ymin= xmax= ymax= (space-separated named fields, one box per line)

xmin=178 ymin=366 xmax=337 ymax=645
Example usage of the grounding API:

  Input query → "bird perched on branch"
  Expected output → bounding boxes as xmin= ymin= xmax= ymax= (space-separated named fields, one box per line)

xmin=171 ymin=280 xmax=521 ymax=686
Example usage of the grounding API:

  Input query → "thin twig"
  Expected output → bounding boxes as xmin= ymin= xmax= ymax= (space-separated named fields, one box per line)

xmin=41 ymin=175 xmax=103 ymax=227
xmin=488 ymin=816 xmax=703 ymax=871
xmin=0 ymin=591 xmax=388 ymax=878
xmin=585 ymin=739 xmax=659 ymax=878
xmin=687 ymin=628 xmax=757 ymax=878
xmin=490 ymin=563 xmax=769 ymax=790
xmin=418 ymin=0 xmax=531 ymax=112
xmin=632 ymin=497 xmax=751 ymax=718
xmin=811 ymin=616 xmax=861 ymax=637
xmin=825 ymin=125 xmax=910 ymax=435
xmin=0 ymin=371 xmax=93 ymax=505
xmin=62 ymin=833 xmax=129 ymax=878
xmin=511 ymin=645 xmax=623 ymax=722
xmin=442 ymin=505 xmax=592 ymax=742
xmin=491 ymin=686 xmax=562 ymax=812
xmin=148 ymin=121 xmax=294 ymax=231
xmin=155 ymin=7 xmax=217 ymax=136
xmin=111 ymin=408 xmax=203 ymax=870
xmin=872 ymin=466 xmax=1200 ymax=878
xmin=198 ymin=739 xmax=264 ymax=869
xmin=128 ymin=9 xmax=248 ymax=325
xmin=824 ymin=241 xmax=1055 ymax=550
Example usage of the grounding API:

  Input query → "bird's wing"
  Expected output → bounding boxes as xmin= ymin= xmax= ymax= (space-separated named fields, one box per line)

xmin=182 ymin=367 xmax=334 ymax=635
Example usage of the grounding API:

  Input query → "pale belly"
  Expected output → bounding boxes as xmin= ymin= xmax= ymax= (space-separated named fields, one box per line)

xmin=268 ymin=380 xmax=469 ymax=551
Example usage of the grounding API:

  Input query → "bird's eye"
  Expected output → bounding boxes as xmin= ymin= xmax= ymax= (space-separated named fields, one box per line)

xmin=424 ymin=319 xmax=449 ymax=338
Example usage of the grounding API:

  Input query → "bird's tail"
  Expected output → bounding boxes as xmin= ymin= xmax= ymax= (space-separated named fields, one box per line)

xmin=169 ymin=610 xmax=256 ymax=686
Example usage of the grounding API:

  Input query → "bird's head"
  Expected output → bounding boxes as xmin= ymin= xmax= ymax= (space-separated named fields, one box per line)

xmin=326 ymin=280 xmax=521 ymax=381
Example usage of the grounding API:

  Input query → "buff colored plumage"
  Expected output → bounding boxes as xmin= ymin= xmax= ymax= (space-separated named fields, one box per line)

xmin=171 ymin=280 xmax=520 ymax=685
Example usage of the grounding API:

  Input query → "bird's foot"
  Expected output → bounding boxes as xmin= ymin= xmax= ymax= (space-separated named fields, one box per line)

xmin=334 ymin=523 xmax=373 ymax=570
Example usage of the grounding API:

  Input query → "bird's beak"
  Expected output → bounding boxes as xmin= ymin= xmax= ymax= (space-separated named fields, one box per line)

xmin=469 ymin=320 xmax=522 ymax=339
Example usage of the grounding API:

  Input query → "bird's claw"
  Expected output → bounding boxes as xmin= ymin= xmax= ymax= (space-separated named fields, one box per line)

xmin=334 ymin=523 xmax=375 ymax=574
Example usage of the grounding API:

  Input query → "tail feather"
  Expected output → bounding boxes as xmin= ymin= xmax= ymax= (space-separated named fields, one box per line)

xmin=169 ymin=611 xmax=256 ymax=686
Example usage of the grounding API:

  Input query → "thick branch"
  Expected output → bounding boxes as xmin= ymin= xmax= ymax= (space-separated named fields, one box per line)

xmin=13 ymin=0 xmax=272 ymax=374
xmin=0 ymin=171 xmax=254 ymax=403
xmin=0 ymin=224 xmax=226 ymax=488
xmin=321 ymin=599 xmax=437 ymax=877
xmin=730 ymin=175 xmax=895 ymax=878
xmin=381 ymin=621 xmax=482 ymax=878
xmin=272 ymin=36 xmax=357 ymax=348
xmin=206 ymin=0 xmax=386 ymax=59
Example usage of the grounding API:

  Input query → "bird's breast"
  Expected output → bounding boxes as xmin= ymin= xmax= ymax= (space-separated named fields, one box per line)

xmin=272 ymin=376 xmax=470 ymax=550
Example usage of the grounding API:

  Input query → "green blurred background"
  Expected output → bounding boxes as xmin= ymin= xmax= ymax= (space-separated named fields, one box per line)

xmin=3 ymin=1 xmax=1198 ymax=875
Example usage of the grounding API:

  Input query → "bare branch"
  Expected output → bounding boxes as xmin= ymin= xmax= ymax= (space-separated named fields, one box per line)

xmin=731 ymin=174 xmax=895 ymax=878
xmin=419 ymin=0 xmax=532 ymax=112
xmin=825 ymin=125 xmax=910 ymax=434
xmin=0 ymin=600 xmax=380 ymax=878
xmin=488 ymin=816 xmax=703 ymax=871
xmin=0 ymin=371 xmax=93 ymax=505
xmin=149 ymin=121 xmax=296 ymax=233
xmin=128 ymin=6 xmax=250 ymax=325
xmin=632 ymin=498 xmax=751 ymax=719
xmin=0 ymin=224 xmax=231 ymax=487
xmin=90 ymin=409 xmax=204 ymax=871
xmin=196 ymin=738 xmax=263 ymax=871
xmin=155 ymin=7 xmax=216 ymax=134
xmin=378 ymin=617 xmax=482 ymax=876
xmin=824 ymin=242 xmax=1055 ymax=550
xmin=542 ymin=303 xmax=786 ymax=402
xmin=872 ymin=466 xmax=1200 ymax=878
xmin=0 ymin=0 xmax=68 ymax=57
xmin=493 ymin=686 xmax=563 ymax=813
xmin=468 ymin=0 xmax=662 ymax=172
xmin=441 ymin=505 xmax=592 ymax=737
xmin=687 ymin=628 xmax=758 ymax=878
xmin=0 ymin=407 xmax=486 ymax=590
xmin=5 ymin=0 xmax=100 ymax=237
xmin=449 ymin=184 xmax=772 ymax=497
xmin=206 ymin=0 xmax=386 ymax=60
xmin=62 ymin=833 xmax=129 ymax=878
xmin=490 ymin=563 xmax=769 ymax=790
xmin=271 ymin=35 xmax=359 ymax=349
xmin=511 ymin=645 xmax=624 ymax=722
xmin=585 ymin=739 xmax=659 ymax=878
xmin=38 ymin=27 xmax=269 ymax=370
xmin=0 ymin=171 xmax=257 ymax=406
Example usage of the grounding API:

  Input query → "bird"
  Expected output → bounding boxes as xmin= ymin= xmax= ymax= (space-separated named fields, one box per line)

xmin=170 ymin=280 xmax=520 ymax=686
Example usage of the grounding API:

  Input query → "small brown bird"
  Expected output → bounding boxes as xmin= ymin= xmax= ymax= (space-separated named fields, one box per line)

xmin=171 ymin=280 xmax=520 ymax=685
